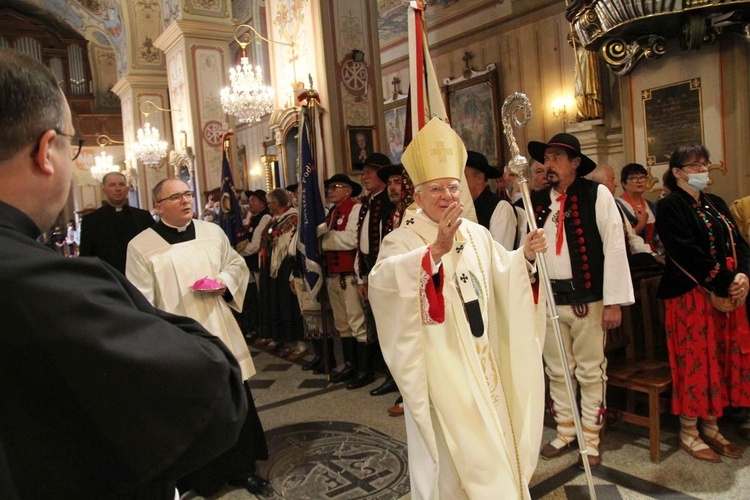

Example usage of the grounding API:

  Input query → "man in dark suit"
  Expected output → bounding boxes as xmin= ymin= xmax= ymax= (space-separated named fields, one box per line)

xmin=0 ymin=49 xmax=247 ymax=499
xmin=79 ymin=171 xmax=154 ymax=273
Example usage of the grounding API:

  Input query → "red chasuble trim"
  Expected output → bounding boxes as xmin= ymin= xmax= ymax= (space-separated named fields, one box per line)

xmin=422 ymin=246 xmax=445 ymax=323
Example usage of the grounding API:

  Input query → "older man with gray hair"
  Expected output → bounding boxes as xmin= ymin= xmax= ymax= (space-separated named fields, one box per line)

xmin=369 ymin=118 xmax=549 ymax=499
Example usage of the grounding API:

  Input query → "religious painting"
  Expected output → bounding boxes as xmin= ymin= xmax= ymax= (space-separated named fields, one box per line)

xmin=384 ymin=100 xmax=407 ymax=164
xmin=642 ymin=78 xmax=703 ymax=166
xmin=347 ymin=126 xmax=376 ymax=172
xmin=443 ymin=69 xmax=502 ymax=167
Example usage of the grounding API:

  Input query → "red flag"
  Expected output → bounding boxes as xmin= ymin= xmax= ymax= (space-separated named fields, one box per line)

xmin=405 ymin=1 xmax=476 ymax=222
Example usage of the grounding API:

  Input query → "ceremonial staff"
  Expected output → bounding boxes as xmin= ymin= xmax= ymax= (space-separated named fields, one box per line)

xmin=501 ymin=92 xmax=597 ymax=500
xmin=297 ymin=77 xmax=332 ymax=379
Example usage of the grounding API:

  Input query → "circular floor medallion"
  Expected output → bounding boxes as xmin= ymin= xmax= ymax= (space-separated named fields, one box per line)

xmin=260 ymin=421 xmax=409 ymax=499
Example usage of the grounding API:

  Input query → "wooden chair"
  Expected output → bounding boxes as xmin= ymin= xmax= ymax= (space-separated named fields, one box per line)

xmin=607 ymin=274 xmax=672 ymax=463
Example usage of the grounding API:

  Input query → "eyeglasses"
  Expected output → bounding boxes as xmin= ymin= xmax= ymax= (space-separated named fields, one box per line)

xmin=56 ymin=130 xmax=85 ymax=161
xmin=156 ymin=191 xmax=195 ymax=203
xmin=326 ymin=183 xmax=349 ymax=190
xmin=426 ymin=183 xmax=462 ymax=197
xmin=681 ymin=161 xmax=710 ymax=171
xmin=627 ymin=175 xmax=648 ymax=182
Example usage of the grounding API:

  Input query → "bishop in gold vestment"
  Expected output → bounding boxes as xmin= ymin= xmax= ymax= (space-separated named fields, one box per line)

xmin=369 ymin=118 xmax=548 ymax=499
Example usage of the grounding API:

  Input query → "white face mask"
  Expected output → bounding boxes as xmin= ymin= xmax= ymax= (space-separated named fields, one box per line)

xmin=513 ymin=192 xmax=523 ymax=203
xmin=684 ymin=172 xmax=709 ymax=191
xmin=204 ymin=215 xmax=214 ymax=222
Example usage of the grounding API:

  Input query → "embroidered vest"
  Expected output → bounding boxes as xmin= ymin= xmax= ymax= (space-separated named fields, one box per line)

xmin=357 ymin=189 xmax=395 ymax=275
xmin=530 ymin=178 xmax=605 ymax=303
xmin=473 ymin=187 xmax=502 ymax=230
xmin=325 ymin=197 xmax=357 ymax=273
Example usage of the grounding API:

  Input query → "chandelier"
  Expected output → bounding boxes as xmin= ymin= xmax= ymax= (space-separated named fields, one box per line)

xmin=132 ymin=100 xmax=172 ymax=168
xmin=91 ymin=135 xmax=123 ymax=181
xmin=132 ymin=122 xmax=168 ymax=168
xmin=221 ymin=59 xmax=274 ymax=124
xmin=221 ymin=24 xmax=295 ymax=124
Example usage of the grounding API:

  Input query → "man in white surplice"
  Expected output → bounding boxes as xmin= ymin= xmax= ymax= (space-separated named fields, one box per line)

xmin=126 ymin=178 xmax=269 ymax=496
xmin=126 ymin=179 xmax=253 ymax=379
xmin=368 ymin=118 xmax=549 ymax=500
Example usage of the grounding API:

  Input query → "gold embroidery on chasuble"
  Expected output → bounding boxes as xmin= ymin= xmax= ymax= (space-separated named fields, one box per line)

xmin=462 ymin=270 xmax=502 ymax=407
xmin=464 ymin=229 xmax=524 ymax=495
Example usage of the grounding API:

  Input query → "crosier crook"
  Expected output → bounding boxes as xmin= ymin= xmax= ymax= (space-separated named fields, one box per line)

xmin=501 ymin=93 xmax=598 ymax=500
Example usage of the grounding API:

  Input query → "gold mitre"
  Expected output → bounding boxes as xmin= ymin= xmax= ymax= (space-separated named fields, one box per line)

xmin=401 ymin=117 xmax=467 ymax=186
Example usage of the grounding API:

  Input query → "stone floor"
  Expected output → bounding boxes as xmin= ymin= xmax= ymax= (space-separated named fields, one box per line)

xmin=181 ymin=344 xmax=750 ymax=499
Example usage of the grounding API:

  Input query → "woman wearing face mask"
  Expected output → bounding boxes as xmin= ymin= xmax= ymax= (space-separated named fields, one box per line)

xmin=656 ymin=143 xmax=750 ymax=462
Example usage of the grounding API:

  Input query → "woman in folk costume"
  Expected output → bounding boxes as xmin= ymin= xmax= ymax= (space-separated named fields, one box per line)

xmin=368 ymin=118 xmax=549 ymax=499
xmin=657 ymin=144 xmax=750 ymax=462
xmin=617 ymin=162 xmax=661 ymax=253
xmin=257 ymin=187 xmax=305 ymax=357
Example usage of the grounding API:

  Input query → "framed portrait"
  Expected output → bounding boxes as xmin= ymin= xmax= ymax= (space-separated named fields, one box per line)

xmin=443 ymin=69 xmax=502 ymax=167
xmin=347 ymin=125 xmax=376 ymax=172
xmin=384 ymin=100 xmax=407 ymax=164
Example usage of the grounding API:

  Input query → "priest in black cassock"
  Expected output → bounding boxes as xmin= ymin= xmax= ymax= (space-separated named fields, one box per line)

xmin=79 ymin=171 xmax=154 ymax=273
xmin=0 ymin=49 xmax=247 ymax=499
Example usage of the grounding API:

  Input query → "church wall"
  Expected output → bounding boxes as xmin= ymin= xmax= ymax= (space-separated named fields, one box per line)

xmin=620 ymin=37 xmax=750 ymax=203
xmin=378 ymin=0 xmax=750 ymax=203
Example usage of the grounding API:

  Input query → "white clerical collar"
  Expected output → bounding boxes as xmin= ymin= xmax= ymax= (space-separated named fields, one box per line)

xmin=162 ymin=219 xmax=193 ymax=233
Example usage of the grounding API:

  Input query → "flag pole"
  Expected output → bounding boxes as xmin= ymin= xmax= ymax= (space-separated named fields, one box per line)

xmin=307 ymin=82 xmax=331 ymax=381
xmin=501 ymin=93 xmax=597 ymax=500
xmin=298 ymin=77 xmax=333 ymax=379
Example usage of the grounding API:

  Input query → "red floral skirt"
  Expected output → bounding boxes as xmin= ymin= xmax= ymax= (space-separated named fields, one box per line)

xmin=664 ymin=287 xmax=750 ymax=418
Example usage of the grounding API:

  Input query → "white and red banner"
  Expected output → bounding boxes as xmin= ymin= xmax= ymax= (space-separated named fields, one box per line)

xmin=406 ymin=1 xmax=476 ymax=222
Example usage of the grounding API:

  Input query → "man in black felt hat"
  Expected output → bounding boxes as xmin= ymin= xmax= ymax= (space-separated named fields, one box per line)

xmin=464 ymin=151 xmax=519 ymax=250
xmin=367 ymin=163 xmax=409 ymax=401
xmin=318 ymin=174 xmax=366 ymax=381
xmin=528 ymin=133 xmax=633 ymax=470
xmin=239 ymin=190 xmax=272 ymax=340
xmin=351 ymin=153 xmax=396 ymax=390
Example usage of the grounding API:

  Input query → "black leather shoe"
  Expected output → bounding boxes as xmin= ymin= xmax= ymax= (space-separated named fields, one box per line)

xmin=301 ymin=355 xmax=322 ymax=371
xmin=347 ymin=372 xmax=375 ymax=390
xmin=370 ymin=378 xmax=398 ymax=396
xmin=229 ymin=474 xmax=269 ymax=495
xmin=330 ymin=363 xmax=356 ymax=382
xmin=312 ymin=361 xmax=336 ymax=375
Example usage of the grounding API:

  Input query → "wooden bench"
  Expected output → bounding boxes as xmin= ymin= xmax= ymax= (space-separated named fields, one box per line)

xmin=607 ymin=274 xmax=673 ymax=463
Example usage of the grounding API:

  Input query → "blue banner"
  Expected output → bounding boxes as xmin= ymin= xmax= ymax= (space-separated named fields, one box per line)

xmin=298 ymin=114 xmax=326 ymax=299
xmin=219 ymin=152 xmax=248 ymax=252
